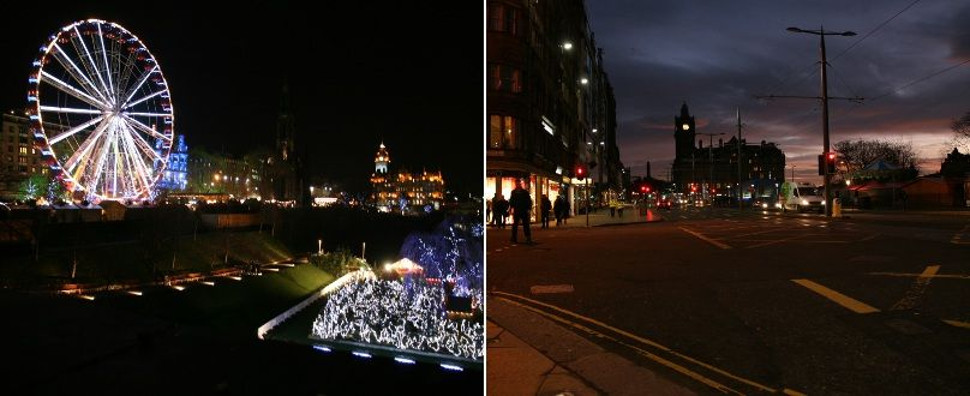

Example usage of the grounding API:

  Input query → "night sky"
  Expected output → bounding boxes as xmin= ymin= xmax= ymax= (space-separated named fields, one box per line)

xmin=0 ymin=2 xmax=483 ymax=197
xmin=586 ymin=0 xmax=970 ymax=184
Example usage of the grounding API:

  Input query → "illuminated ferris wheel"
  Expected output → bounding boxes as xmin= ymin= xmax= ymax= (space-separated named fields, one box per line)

xmin=27 ymin=19 xmax=174 ymax=200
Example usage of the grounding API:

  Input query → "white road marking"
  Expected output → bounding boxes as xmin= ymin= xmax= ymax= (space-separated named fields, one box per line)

xmin=529 ymin=284 xmax=575 ymax=294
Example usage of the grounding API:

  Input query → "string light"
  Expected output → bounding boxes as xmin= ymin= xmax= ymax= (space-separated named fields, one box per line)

xmin=310 ymin=216 xmax=484 ymax=361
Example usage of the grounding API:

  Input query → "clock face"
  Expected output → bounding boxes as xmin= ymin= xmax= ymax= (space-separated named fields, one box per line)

xmin=682 ymin=123 xmax=690 ymax=131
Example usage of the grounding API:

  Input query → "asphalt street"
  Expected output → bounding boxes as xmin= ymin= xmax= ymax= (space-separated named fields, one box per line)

xmin=487 ymin=208 xmax=970 ymax=395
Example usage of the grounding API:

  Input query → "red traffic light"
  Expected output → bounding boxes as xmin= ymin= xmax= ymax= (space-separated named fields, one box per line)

xmin=827 ymin=152 xmax=836 ymax=161
xmin=576 ymin=165 xmax=586 ymax=180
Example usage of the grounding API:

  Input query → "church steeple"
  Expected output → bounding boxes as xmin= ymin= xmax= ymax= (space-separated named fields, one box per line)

xmin=276 ymin=80 xmax=296 ymax=162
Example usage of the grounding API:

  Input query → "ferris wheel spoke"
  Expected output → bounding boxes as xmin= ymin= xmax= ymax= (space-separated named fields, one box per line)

xmin=63 ymin=117 xmax=111 ymax=173
xmin=122 ymin=114 xmax=173 ymax=141
xmin=119 ymin=129 xmax=152 ymax=191
xmin=39 ymin=105 xmax=103 ymax=115
xmin=47 ymin=115 xmax=105 ymax=145
xmin=119 ymin=121 xmax=163 ymax=163
xmin=121 ymin=65 xmax=158 ymax=107
xmin=125 ymin=111 xmax=173 ymax=118
xmin=87 ymin=129 xmax=113 ymax=193
xmin=40 ymin=71 xmax=110 ymax=110
xmin=123 ymin=89 xmax=167 ymax=110
xmin=84 ymin=134 xmax=111 ymax=193
xmin=71 ymin=26 xmax=113 ymax=106
xmin=95 ymin=23 xmax=116 ymax=103
xmin=115 ymin=49 xmax=139 ymax=102
xmin=51 ymin=43 xmax=111 ymax=105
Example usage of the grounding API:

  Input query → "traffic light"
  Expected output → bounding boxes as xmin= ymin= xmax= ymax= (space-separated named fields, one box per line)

xmin=576 ymin=164 xmax=587 ymax=180
xmin=819 ymin=152 xmax=837 ymax=175
xmin=640 ymin=185 xmax=651 ymax=193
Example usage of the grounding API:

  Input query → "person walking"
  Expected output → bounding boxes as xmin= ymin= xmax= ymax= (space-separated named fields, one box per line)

xmin=554 ymin=194 xmax=566 ymax=226
xmin=486 ymin=198 xmax=492 ymax=225
xmin=493 ymin=194 xmax=509 ymax=228
xmin=509 ymin=178 xmax=533 ymax=244
xmin=540 ymin=194 xmax=552 ymax=229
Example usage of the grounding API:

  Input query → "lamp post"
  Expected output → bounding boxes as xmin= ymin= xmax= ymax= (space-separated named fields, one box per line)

xmin=786 ymin=26 xmax=856 ymax=217
xmin=698 ymin=132 xmax=724 ymax=206
xmin=736 ymin=108 xmax=743 ymax=210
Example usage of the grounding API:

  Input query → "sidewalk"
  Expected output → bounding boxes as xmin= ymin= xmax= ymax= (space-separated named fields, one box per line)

xmin=485 ymin=209 xmax=677 ymax=395
xmin=487 ymin=207 xmax=664 ymax=232
xmin=486 ymin=296 xmax=695 ymax=396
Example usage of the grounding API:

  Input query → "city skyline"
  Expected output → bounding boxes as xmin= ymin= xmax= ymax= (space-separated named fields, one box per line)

xmin=0 ymin=2 xmax=482 ymax=197
xmin=586 ymin=0 xmax=970 ymax=184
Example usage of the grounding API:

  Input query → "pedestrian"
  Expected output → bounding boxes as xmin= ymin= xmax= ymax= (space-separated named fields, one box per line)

xmin=554 ymin=194 xmax=566 ymax=226
xmin=486 ymin=199 xmax=492 ymax=225
xmin=508 ymin=178 xmax=533 ymax=244
xmin=563 ymin=196 xmax=570 ymax=225
xmin=492 ymin=193 xmax=508 ymax=228
xmin=498 ymin=194 xmax=509 ymax=228
xmin=540 ymin=194 xmax=552 ymax=229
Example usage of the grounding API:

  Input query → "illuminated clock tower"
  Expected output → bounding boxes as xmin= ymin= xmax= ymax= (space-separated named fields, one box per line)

xmin=375 ymin=142 xmax=390 ymax=174
xmin=675 ymin=101 xmax=696 ymax=159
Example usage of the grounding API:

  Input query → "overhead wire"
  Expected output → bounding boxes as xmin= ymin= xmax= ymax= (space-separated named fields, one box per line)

xmin=829 ymin=0 xmax=923 ymax=63
xmin=868 ymin=58 xmax=970 ymax=102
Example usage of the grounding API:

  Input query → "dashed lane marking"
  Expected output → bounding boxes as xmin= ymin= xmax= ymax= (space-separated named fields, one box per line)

xmin=891 ymin=265 xmax=941 ymax=311
xmin=680 ymin=227 xmax=732 ymax=249
xmin=952 ymin=224 xmax=970 ymax=244
xmin=792 ymin=279 xmax=881 ymax=314
xmin=942 ymin=319 xmax=970 ymax=329
xmin=868 ymin=272 xmax=970 ymax=281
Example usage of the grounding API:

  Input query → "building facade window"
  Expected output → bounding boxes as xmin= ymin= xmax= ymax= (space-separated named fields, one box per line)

xmin=489 ymin=115 xmax=519 ymax=150
xmin=487 ymin=3 xmax=520 ymax=36
xmin=488 ymin=64 xmax=523 ymax=93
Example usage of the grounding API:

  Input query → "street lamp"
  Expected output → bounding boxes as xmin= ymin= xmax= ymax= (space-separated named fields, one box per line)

xmin=786 ymin=26 xmax=856 ymax=217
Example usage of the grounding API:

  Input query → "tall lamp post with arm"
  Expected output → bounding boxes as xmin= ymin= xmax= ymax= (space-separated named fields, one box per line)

xmin=698 ymin=132 xmax=724 ymax=206
xmin=786 ymin=26 xmax=856 ymax=217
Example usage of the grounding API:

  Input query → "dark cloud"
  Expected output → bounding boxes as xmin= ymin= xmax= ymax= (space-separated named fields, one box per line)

xmin=588 ymin=0 xmax=970 ymax=181
xmin=945 ymin=5 xmax=970 ymax=59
